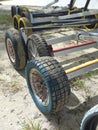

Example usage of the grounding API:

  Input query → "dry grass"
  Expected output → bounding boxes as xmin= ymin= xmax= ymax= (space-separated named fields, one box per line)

xmin=0 ymin=13 xmax=12 ymax=30
xmin=21 ymin=120 xmax=41 ymax=130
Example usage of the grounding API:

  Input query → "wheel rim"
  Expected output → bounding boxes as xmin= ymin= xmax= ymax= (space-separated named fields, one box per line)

xmin=6 ymin=38 xmax=16 ymax=63
xmin=14 ymin=17 xmax=18 ymax=29
xmin=30 ymin=68 xmax=49 ymax=106
xmin=28 ymin=40 xmax=39 ymax=60
xmin=85 ymin=15 xmax=98 ymax=30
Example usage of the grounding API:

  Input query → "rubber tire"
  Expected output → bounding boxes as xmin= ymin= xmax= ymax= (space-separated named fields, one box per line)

xmin=5 ymin=28 xmax=27 ymax=70
xmin=18 ymin=7 xmax=29 ymax=16
xmin=84 ymin=14 xmax=98 ymax=30
xmin=26 ymin=57 xmax=70 ymax=114
xmin=11 ymin=6 xmax=16 ymax=17
xmin=13 ymin=15 xmax=21 ymax=30
xmin=80 ymin=105 xmax=98 ymax=130
xmin=27 ymin=34 xmax=53 ymax=60
xmin=21 ymin=11 xmax=30 ymax=20
xmin=18 ymin=7 xmax=30 ymax=20
xmin=18 ymin=17 xmax=32 ymax=36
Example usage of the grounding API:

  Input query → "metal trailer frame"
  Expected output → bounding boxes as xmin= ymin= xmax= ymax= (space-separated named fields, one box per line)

xmin=12 ymin=0 xmax=98 ymax=31
xmin=20 ymin=27 xmax=98 ymax=80
xmin=13 ymin=9 xmax=98 ymax=37
xmin=29 ymin=0 xmax=91 ymax=24
xmin=18 ymin=9 xmax=98 ymax=32
xmin=13 ymin=26 xmax=98 ymax=114
xmin=6 ymin=1 xmax=98 ymax=114
xmin=43 ymin=0 xmax=76 ymax=10
xmin=29 ymin=0 xmax=90 ymax=18
xmin=43 ymin=0 xmax=59 ymax=9
xmin=13 ymin=0 xmax=77 ymax=18
xmin=13 ymin=0 xmax=91 ymax=28
xmin=5 ymin=19 xmax=98 ymax=114
xmin=30 ymin=10 xmax=98 ymax=24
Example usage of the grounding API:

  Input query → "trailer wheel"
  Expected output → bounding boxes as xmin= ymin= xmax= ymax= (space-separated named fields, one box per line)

xmin=27 ymin=34 xmax=53 ymax=60
xmin=13 ymin=15 xmax=21 ymax=30
xmin=22 ymin=11 xmax=30 ymax=20
xmin=19 ymin=17 xmax=32 ymax=36
xmin=5 ymin=28 xmax=27 ymax=70
xmin=18 ymin=7 xmax=30 ymax=20
xmin=26 ymin=57 xmax=70 ymax=114
xmin=84 ymin=14 xmax=98 ymax=30
xmin=80 ymin=105 xmax=98 ymax=130
xmin=18 ymin=7 xmax=29 ymax=16
xmin=11 ymin=6 xmax=16 ymax=17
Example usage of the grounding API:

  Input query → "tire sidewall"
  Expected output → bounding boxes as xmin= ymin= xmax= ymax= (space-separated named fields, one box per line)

xmin=5 ymin=28 xmax=27 ymax=70
xmin=5 ymin=29 xmax=20 ymax=69
xmin=11 ymin=6 xmax=16 ymax=17
xmin=27 ymin=34 xmax=52 ymax=60
xmin=80 ymin=106 xmax=98 ymax=130
xmin=26 ymin=60 xmax=52 ymax=114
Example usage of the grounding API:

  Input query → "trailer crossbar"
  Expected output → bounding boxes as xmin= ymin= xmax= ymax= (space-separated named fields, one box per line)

xmin=66 ymin=59 xmax=98 ymax=79
xmin=59 ymin=10 xmax=98 ymax=20
xmin=79 ymin=31 xmax=98 ymax=41
xmin=46 ymin=34 xmax=77 ymax=45
xmin=53 ymin=41 xmax=97 ymax=56
xmin=66 ymin=59 xmax=98 ymax=74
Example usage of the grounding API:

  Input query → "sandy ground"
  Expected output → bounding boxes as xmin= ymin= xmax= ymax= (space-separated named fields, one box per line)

xmin=0 ymin=5 xmax=98 ymax=130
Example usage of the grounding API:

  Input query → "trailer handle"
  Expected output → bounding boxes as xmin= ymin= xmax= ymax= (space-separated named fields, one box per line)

xmin=43 ymin=0 xmax=59 ymax=9
xmin=68 ymin=0 xmax=76 ymax=10
xmin=84 ymin=0 xmax=91 ymax=11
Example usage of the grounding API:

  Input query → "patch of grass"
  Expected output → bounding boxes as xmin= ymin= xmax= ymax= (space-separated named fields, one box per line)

xmin=70 ymin=69 xmax=98 ymax=90
xmin=21 ymin=120 xmax=41 ymax=130
xmin=70 ymin=77 xmax=85 ymax=91
xmin=84 ymin=69 xmax=98 ymax=79
xmin=0 ymin=13 xmax=12 ymax=29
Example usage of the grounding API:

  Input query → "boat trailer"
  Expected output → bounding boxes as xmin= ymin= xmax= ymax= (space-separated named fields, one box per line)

xmin=5 ymin=23 xmax=98 ymax=114
xmin=12 ymin=0 xmax=96 ymax=31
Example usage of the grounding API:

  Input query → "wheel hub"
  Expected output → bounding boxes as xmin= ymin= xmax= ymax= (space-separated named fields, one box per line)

xmin=30 ymin=68 xmax=49 ymax=106
xmin=6 ymin=38 xmax=16 ymax=63
xmin=28 ymin=40 xmax=39 ymax=60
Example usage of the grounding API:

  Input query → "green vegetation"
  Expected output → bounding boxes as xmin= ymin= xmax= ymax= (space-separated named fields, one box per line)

xmin=84 ymin=69 xmax=98 ymax=79
xmin=21 ymin=120 xmax=41 ymax=130
xmin=70 ymin=77 xmax=85 ymax=90
xmin=70 ymin=69 xmax=98 ymax=90
xmin=0 ymin=13 xmax=12 ymax=30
